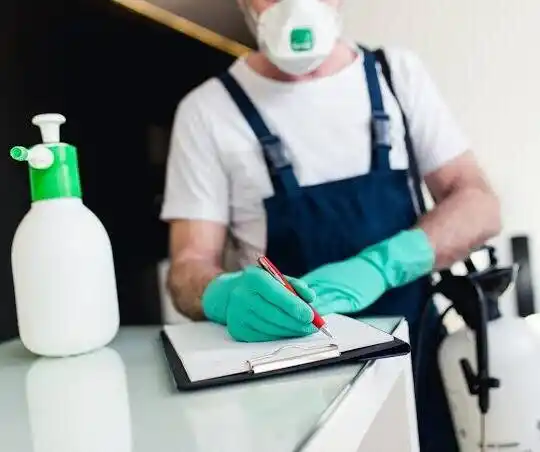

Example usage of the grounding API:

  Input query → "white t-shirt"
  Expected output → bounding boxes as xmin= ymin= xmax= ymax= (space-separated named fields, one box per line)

xmin=161 ymin=46 xmax=469 ymax=267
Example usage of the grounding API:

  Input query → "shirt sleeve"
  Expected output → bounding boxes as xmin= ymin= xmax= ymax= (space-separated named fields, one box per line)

xmin=386 ymin=48 xmax=470 ymax=176
xmin=160 ymin=91 xmax=229 ymax=224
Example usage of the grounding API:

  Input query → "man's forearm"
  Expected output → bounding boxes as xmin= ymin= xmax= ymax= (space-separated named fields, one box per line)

xmin=167 ymin=258 xmax=224 ymax=320
xmin=418 ymin=186 xmax=501 ymax=270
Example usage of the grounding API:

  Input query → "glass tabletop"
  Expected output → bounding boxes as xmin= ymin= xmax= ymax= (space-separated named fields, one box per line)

xmin=0 ymin=317 xmax=403 ymax=452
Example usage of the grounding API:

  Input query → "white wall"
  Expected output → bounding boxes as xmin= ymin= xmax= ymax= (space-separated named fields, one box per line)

xmin=342 ymin=0 xmax=540 ymax=315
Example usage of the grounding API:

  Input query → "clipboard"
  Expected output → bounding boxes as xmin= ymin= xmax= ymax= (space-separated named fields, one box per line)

xmin=160 ymin=317 xmax=410 ymax=391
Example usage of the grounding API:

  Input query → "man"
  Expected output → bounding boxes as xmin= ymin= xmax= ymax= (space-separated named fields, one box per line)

xmin=161 ymin=0 xmax=501 ymax=450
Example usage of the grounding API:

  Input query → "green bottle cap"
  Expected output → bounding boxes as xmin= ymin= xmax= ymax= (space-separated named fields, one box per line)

xmin=10 ymin=114 xmax=82 ymax=202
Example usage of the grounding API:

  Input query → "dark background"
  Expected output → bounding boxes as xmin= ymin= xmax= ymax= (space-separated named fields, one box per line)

xmin=0 ymin=0 xmax=234 ymax=340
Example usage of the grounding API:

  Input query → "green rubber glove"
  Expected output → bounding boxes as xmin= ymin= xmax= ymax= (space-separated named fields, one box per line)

xmin=302 ymin=229 xmax=435 ymax=316
xmin=202 ymin=266 xmax=318 ymax=342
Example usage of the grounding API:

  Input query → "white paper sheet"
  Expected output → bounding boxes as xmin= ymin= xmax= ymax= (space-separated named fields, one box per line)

xmin=163 ymin=314 xmax=394 ymax=382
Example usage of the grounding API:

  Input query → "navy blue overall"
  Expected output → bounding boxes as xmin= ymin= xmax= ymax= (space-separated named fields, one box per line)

xmin=219 ymin=49 xmax=458 ymax=452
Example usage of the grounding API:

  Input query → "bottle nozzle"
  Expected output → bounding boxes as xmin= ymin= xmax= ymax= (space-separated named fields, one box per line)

xmin=10 ymin=146 xmax=29 ymax=161
xmin=32 ymin=113 xmax=66 ymax=143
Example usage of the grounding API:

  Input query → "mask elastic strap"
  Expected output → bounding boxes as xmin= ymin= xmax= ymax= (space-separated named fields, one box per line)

xmin=242 ymin=5 xmax=259 ymax=37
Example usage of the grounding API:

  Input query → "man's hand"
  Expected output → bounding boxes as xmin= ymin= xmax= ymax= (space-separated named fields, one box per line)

xmin=420 ymin=151 xmax=502 ymax=269
xmin=202 ymin=266 xmax=317 ymax=342
xmin=302 ymin=229 xmax=435 ymax=316
xmin=167 ymin=220 xmax=317 ymax=342
xmin=167 ymin=219 xmax=228 ymax=320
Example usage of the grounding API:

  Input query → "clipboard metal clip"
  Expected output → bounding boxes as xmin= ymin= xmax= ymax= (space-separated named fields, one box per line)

xmin=247 ymin=343 xmax=340 ymax=374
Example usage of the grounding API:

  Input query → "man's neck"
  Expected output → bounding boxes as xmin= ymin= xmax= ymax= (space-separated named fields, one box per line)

xmin=246 ymin=40 xmax=358 ymax=82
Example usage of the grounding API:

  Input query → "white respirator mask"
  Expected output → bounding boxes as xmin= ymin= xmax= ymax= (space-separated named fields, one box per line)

xmin=246 ymin=0 xmax=342 ymax=76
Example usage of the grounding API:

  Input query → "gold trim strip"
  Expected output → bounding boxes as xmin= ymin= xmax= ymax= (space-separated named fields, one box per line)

xmin=112 ymin=0 xmax=253 ymax=57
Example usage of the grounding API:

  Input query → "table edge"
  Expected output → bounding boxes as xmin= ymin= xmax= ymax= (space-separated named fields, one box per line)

xmin=292 ymin=317 xmax=406 ymax=452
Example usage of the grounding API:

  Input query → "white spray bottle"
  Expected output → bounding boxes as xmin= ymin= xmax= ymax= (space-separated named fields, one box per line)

xmin=10 ymin=113 xmax=119 ymax=357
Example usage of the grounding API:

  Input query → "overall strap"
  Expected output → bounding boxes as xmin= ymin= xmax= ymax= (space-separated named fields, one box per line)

xmin=373 ymin=48 xmax=427 ymax=214
xmin=363 ymin=51 xmax=392 ymax=171
xmin=218 ymin=72 xmax=299 ymax=195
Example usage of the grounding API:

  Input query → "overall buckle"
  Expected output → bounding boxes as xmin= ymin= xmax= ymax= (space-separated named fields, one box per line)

xmin=372 ymin=111 xmax=392 ymax=148
xmin=260 ymin=135 xmax=291 ymax=172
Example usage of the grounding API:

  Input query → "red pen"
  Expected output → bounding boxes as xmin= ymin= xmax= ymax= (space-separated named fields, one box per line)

xmin=257 ymin=256 xmax=334 ymax=339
